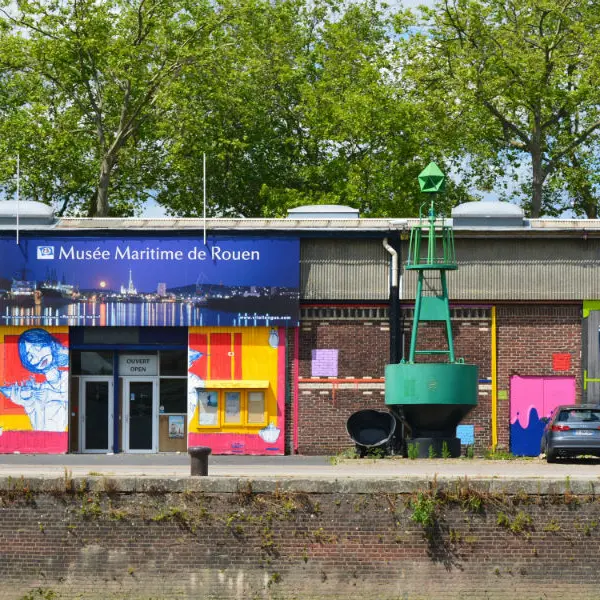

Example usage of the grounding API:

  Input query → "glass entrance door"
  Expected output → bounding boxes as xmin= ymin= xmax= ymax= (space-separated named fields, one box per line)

xmin=79 ymin=378 xmax=114 ymax=453
xmin=123 ymin=379 xmax=158 ymax=452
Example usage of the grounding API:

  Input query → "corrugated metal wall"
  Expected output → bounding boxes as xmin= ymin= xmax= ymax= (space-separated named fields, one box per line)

xmin=301 ymin=237 xmax=600 ymax=301
xmin=301 ymin=239 xmax=389 ymax=300
xmin=446 ymin=238 xmax=600 ymax=300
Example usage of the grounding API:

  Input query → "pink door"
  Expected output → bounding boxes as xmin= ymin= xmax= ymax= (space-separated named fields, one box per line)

xmin=510 ymin=376 xmax=575 ymax=456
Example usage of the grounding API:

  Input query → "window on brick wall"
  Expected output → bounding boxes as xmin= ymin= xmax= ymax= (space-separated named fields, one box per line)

xmin=197 ymin=389 xmax=266 ymax=428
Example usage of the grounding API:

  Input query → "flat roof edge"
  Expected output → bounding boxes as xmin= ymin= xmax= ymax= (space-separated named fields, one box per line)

xmin=0 ymin=216 xmax=595 ymax=234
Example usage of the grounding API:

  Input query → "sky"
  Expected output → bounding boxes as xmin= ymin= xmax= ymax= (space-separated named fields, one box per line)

xmin=143 ymin=199 xmax=168 ymax=218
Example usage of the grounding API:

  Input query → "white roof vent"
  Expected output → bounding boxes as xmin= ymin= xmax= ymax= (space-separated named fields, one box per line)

xmin=0 ymin=200 xmax=56 ymax=226
xmin=287 ymin=204 xmax=359 ymax=219
xmin=452 ymin=201 xmax=525 ymax=228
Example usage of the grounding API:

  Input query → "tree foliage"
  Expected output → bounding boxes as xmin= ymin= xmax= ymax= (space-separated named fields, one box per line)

xmin=3 ymin=0 xmax=599 ymax=218
xmin=0 ymin=0 xmax=228 ymax=216
xmin=407 ymin=0 xmax=600 ymax=217
xmin=0 ymin=0 xmax=468 ymax=218
xmin=156 ymin=0 xmax=461 ymax=218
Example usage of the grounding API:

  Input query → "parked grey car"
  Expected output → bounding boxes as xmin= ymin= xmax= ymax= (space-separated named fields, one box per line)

xmin=540 ymin=404 xmax=600 ymax=463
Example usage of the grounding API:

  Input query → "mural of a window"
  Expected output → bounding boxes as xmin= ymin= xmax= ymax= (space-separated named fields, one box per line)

xmin=198 ymin=391 xmax=219 ymax=426
xmin=247 ymin=391 xmax=265 ymax=424
xmin=197 ymin=389 xmax=267 ymax=428
xmin=224 ymin=392 xmax=242 ymax=424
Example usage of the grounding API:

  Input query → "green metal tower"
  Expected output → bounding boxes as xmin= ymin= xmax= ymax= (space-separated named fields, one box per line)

xmin=407 ymin=162 xmax=457 ymax=363
xmin=385 ymin=162 xmax=478 ymax=458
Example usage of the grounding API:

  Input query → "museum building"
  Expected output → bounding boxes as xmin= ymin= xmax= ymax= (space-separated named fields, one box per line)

xmin=0 ymin=200 xmax=595 ymax=456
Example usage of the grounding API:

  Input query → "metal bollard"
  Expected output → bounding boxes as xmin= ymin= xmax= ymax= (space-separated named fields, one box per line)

xmin=188 ymin=446 xmax=212 ymax=476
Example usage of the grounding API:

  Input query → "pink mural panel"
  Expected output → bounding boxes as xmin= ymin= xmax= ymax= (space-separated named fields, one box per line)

xmin=510 ymin=376 xmax=544 ymax=429
xmin=543 ymin=377 xmax=576 ymax=412
xmin=0 ymin=431 xmax=67 ymax=454
xmin=188 ymin=432 xmax=282 ymax=455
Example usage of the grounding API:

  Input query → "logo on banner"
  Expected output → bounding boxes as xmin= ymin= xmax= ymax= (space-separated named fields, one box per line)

xmin=37 ymin=246 xmax=55 ymax=260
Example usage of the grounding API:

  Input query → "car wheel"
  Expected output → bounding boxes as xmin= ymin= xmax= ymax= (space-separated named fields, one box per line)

xmin=546 ymin=449 xmax=557 ymax=463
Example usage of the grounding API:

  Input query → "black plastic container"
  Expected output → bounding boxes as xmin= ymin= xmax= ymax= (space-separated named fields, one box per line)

xmin=346 ymin=409 xmax=399 ymax=457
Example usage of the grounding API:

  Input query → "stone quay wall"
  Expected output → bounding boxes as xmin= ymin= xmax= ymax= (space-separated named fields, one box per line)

xmin=0 ymin=475 xmax=599 ymax=599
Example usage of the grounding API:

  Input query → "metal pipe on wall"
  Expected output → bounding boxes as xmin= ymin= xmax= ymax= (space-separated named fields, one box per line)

xmin=491 ymin=305 xmax=498 ymax=450
xmin=383 ymin=237 xmax=402 ymax=364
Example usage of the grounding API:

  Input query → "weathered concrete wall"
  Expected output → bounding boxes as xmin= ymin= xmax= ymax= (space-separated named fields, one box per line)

xmin=1 ymin=475 xmax=600 ymax=599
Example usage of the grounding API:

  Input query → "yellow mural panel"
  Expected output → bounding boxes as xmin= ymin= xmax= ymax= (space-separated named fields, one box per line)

xmin=187 ymin=326 xmax=281 ymax=435
xmin=0 ymin=414 xmax=32 ymax=431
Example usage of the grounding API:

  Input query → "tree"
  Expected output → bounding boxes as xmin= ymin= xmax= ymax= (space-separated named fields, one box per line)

xmin=405 ymin=0 xmax=600 ymax=217
xmin=157 ymin=0 xmax=468 ymax=218
xmin=296 ymin=1 xmax=428 ymax=217
xmin=0 ymin=0 xmax=229 ymax=216
xmin=0 ymin=0 xmax=472 ymax=218
xmin=156 ymin=0 xmax=317 ymax=217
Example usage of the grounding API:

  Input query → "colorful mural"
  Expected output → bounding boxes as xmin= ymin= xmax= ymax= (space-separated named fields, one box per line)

xmin=510 ymin=375 xmax=575 ymax=456
xmin=0 ymin=326 xmax=69 ymax=453
xmin=0 ymin=236 xmax=299 ymax=327
xmin=188 ymin=326 xmax=285 ymax=455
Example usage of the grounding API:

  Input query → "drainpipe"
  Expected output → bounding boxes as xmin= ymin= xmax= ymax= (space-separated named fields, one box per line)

xmin=383 ymin=237 xmax=402 ymax=364
xmin=491 ymin=305 xmax=498 ymax=450
xmin=293 ymin=327 xmax=300 ymax=454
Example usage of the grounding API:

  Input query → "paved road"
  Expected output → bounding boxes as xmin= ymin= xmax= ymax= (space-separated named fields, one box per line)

xmin=0 ymin=453 xmax=598 ymax=479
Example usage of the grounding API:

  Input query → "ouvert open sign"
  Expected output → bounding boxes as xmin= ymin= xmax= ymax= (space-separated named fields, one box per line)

xmin=119 ymin=355 xmax=158 ymax=376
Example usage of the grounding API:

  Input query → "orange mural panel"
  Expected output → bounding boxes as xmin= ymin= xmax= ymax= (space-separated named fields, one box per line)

xmin=234 ymin=333 xmax=243 ymax=380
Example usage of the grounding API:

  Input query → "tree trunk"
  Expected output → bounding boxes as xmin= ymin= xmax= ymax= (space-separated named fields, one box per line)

xmin=531 ymin=150 xmax=544 ymax=218
xmin=530 ymin=118 xmax=544 ymax=218
xmin=580 ymin=187 xmax=597 ymax=219
xmin=94 ymin=155 xmax=114 ymax=217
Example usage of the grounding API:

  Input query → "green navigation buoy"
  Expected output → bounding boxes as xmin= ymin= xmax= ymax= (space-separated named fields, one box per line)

xmin=385 ymin=163 xmax=478 ymax=458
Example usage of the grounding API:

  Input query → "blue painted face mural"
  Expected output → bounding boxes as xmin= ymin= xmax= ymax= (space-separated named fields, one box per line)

xmin=0 ymin=328 xmax=69 ymax=432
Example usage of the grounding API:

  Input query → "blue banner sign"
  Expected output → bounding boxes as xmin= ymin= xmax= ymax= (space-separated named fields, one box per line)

xmin=0 ymin=236 xmax=300 ymax=327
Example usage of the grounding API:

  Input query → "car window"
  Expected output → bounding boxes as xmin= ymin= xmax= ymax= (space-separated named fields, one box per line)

xmin=557 ymin=409 xmax=600 ymax=422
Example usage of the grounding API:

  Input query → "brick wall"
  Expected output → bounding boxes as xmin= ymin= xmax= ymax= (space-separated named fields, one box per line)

xmin=496 ymin=304 xmax=582 ymax=450
xmin=297 ymin=318 xmax=388 ymax=455
xmin=296 ymin=310 xmax=491 ymax=455
xmin=298 ymin=319 xmax=389 ymax=378
xmin=2 ymin=477 xmax=600 ymax=600
xmin=295 ymin=304 xmax=583 ymax=456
